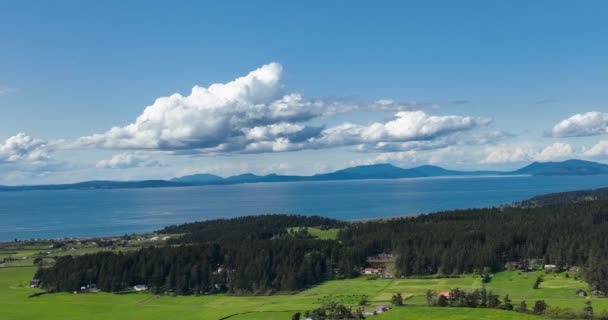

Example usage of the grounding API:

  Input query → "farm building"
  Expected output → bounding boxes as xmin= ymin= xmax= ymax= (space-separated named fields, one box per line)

xmin=362 ymin=267 xmax=383 ymax=275
xmin=133 ymin=285 xmax=149 ymax=291
xmin=30 ymin=279 xmax=41 ymax=288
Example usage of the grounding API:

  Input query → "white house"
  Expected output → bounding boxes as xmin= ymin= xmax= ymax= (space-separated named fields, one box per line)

xmin=133 ymin=284 xmax=149 ymax=291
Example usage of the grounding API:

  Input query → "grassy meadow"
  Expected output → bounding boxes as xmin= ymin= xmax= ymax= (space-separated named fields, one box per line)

xmin=287 ymin=227 xmax=341 ymax=240
xmin=2 ymin=263 xmax=607 ymax=320
xmin=1 ymin=240 xmax=606 ymax=319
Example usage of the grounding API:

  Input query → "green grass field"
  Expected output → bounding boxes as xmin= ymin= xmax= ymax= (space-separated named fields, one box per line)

xmin=2 ymin=242 xmax=606 ymax=320
xmin=4 ymin=265 xmax=606 ymax=320
xmin=287 ymin=227 xmax=341 ymax=240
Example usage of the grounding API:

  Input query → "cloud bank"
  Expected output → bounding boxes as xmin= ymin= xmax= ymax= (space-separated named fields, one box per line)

xmin=551 ymin=112 xmax=608 ymax=137
xmin=0 ymin=133 xmax=49 ymax=163
xmin=96 ymin=153 xmax=164 ymax=169
xmin=482 ymin=142 xmax=573 ymax=164
xmin=583 ymin=140 xmax=608 ymax=158
xmin=5 ymin=63 xmax=608 ymax=185
xmin=70 ymin=63 xmax=490 ymax=155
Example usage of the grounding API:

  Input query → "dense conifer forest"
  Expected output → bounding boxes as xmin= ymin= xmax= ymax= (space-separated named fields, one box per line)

xmin=515 ymin=186 xmax=608 ymax=207
xmin=36 ymin=199 xmax=608 ymax=295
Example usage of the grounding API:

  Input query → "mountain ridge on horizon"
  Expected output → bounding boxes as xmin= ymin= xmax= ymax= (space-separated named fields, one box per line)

xmin=1 ymin=159 xmax=607 ymax=192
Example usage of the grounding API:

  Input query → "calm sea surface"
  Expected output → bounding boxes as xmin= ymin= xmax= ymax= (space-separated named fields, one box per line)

xmin=1 ymin=175 xmax=607 ymax=241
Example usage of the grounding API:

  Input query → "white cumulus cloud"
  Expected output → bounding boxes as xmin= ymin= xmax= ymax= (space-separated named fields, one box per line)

xmin=583 ymin=140 xmax=608 ymax=158
xmin=551 ymin=112 xmax=608 ymax=137
xmin=535 ymin=142 xmax=573 ymax=161
xmin=309 ymin=111 xmax=490 ymax=151
xmin=482 ymin=142 xmax=573 ymax=164
xmin=67 ymin=63 xmax=489 ymax=156
xmin=482 ymin=145 xmax=531 ymax=164
xmin=96 ymin=153 xmax=164 ymax=169
xmin=0 ymin=133 xmax=49 ymax=163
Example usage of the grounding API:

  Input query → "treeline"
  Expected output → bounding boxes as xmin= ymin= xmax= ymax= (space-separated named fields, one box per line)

xmin=426 ymin=288 xmax=601 ymax=319
xmin=338 ymin=201 xmax=608 ymax=292
xmin=36 ymin=239 xmax=362 ymax=294
xmin=36 ymin=215 xmax=361 ymax=294
xmin=515 ymin=187 xmax=608 ymax=207
xmin=36 ymin=200 xmax=608 ymax=294
xmin=159 ymin=214 xmax=345 ymax=243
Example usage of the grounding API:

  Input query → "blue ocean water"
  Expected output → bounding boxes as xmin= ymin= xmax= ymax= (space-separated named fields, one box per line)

xmin=1 ymin=175 xmax=607 ymax=241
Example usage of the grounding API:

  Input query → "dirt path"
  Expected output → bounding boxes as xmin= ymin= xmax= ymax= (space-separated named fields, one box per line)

xmin=136 ymin=294 xmax=161 ymax=305
xmin=218 ymin=310 xmax=296 ymax=320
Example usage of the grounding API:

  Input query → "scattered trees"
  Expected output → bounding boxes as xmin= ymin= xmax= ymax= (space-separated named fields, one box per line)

xmin=391 ymin=293 xmax=403 ymax=306
xmin=582 ymin=301 xmax=594 ymax=319
xmin=502 ymin=295 xmax=513 ymax=311
xmin=304 ymin=302 xmax=363 ymax=320
xmin=533 ymin=300 xmax=548 ymax=315
xmin=517 ymin=300 xmax=528 ymax=313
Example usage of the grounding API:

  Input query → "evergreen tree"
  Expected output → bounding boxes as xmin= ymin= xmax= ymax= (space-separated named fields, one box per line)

xmin=437 ymin=295 xmax=448 ymax=307
xmin=487 ymin=292 xmax=501 ymax=308
xmin=391 ymin=293 xmax=403 ymax=306
xmin=582 ymin=300 xmax=594 ymax=319
xmin=358 ymin=295 xmax=368 ymax=306
xmin=533 ymin=300 xmax=547 ymax=315
xmin=502 ymin=295 xmax=513 ymax=311
xmin=426 ymin=289 xmax=434 ymax=305
xmin=517 ymin=300 xmax=528 ymax=313
xmin=480 ymin=288 xmax=488 ymax=307
xmin=481 ymin=266 xmax=492 ymax=283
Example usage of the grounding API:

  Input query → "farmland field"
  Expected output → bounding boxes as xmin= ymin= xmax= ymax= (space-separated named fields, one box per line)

xmin=1 ymin=243 xmax=606 ymax=320
xmin=287 ymin=227 xmax=341 ymax=240
xmin=2 ymin=263 xmax=607 ymax=319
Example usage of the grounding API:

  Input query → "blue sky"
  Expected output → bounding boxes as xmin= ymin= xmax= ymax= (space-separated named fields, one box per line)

xmin=1 ymin=1 xmax=608 ymax=184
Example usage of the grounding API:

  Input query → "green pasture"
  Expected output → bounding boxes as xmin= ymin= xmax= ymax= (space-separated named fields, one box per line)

xmin=287 ymin=227 xmax=341 ymax=240
xmin=1 ymin=263 xmax=606 ymax=319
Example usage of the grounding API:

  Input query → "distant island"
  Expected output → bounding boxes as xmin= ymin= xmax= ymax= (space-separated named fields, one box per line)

xmin=1 ymin=159 xmax=607 ymax=192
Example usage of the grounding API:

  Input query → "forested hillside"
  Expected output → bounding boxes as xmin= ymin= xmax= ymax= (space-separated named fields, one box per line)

xmin=515 ymin=187 xmax=608 ymax=207
xmin=36 ymin=215 xmax=362 ymax=294
xmin=159 ymin=214 xmax=345 ymax=243
xmin=339 ymin=201 xmax=608 ymax=287
xmin=36 ymin=200 xmax=608 ymax=295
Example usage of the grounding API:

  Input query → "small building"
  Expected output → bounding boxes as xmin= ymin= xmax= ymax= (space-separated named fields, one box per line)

xmin=438 ymin=291 xmax=451 ymax=297
xmin=362 ymin=267 xmax=383 ymax=275
xmin=133 ymin=284 xmax=149 ymax=291
xmin=504 ymin=261 xmax=521 ymax=270
xmin=376 ymin=305 xmax=389 ymax=312
xmin=544 ymin=264 xmax=557 ymax=270
xmin=79 ymin=284 xmax=98 ymax=293
xmin=30 ymin=279 xmax=41 ymax=288
xmin=362 ymin=310 xmax=376 ymax=316
xmin=569 ymin=266 xmax=581 ymax=273
xmin=576 ymin=289 xmax=587 ymax=297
